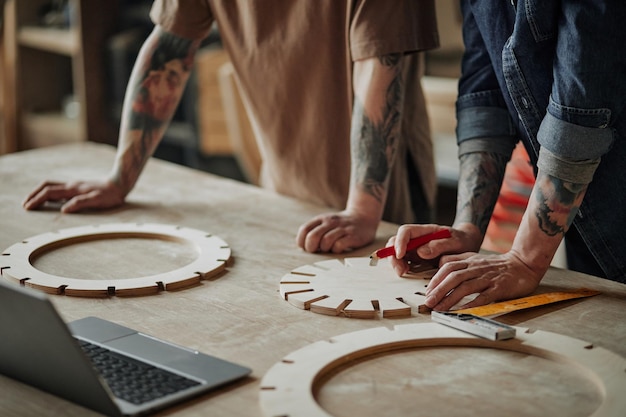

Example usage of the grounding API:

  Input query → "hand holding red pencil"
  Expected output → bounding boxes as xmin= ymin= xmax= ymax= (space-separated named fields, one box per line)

xmin=369 ymin=229 xmax=452 ymax=266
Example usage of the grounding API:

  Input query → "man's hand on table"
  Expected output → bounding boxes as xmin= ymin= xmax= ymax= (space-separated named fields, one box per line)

xmin=387 ymin=223 xmax=544 ymax=311
xmin=296 ymin=210 xmax=378 ymax=254
xmin=421 ymin=251 xmax=544 ymax=311
xmin=23 ymin=180 xmax=125 ymax=213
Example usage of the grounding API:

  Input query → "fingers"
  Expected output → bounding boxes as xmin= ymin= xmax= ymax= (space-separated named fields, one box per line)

xmin=423 ymin=252 xmax=543 ymax=311
xmin=295 ymin=217 xmax=321 ymax=251
xmin=301 ymin=217 xmax=352 ymax=253
xmin=424 ymin=255 xmax=509 ymax=310
xmin=23 ymin=182 xmax=75 ymax=210
xmin=392 ymin=226 xmax=412 ymax=259
xmin=297 ymin=214 xmax=347 ymax=253
xmin=394 ymin=224 xmax=437 ymax=258
xmin=296 ymin=212 xmax=376 ymax=254
xmin=425 ymin=259 xmax=472 ymax=298
xmin=384 ymin=236 xmax=408 ymax=275
xmin=393 ymin=224 xmax=453 ymax=261
xmin=388 ymin=224 xmax=453 ymax=277
xmin=23 ymin=181 xmax=59 ymax=206
xmin=454 ymin=288 xmax=500 ymax=310
xmin=439 ymin=252 xmax=473 ymax=264
xmin=296 ymin=215 xmax=336 ymax=253
xmin=319 ymin=228 xmax=348 ymax=253
xmin=60 ymin=190 xmax=107 ymax=213
xmin=23 ymin=180 xmax=125 ymax=213
xmin=428 ymin=269 xmax=498 ymax=311
xmin=389 ymin=258 xmax=410 ymax=276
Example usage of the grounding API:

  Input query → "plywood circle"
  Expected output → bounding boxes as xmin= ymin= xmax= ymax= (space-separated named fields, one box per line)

xmin=0 ymin=223 xmax=231 ymax=297
xmin=279 ymin=257 xmax=437 ymax=319
xmin=259 ymin=323 xmax=626 ymax=417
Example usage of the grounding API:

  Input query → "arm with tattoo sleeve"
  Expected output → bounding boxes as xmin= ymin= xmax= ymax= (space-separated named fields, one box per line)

xmin=452 ymin=151 xmax=510 ymax=250
xmin=388 ymin=150 xmax=509 ymax=276
xmin=421 ymin=167 xmax=587 ymax=311
xmin=23 ymin=26 xmax=200 ymax=213
xmin=110 ymin=27 xmax=200 ymax=196
xmin=391 ymin=147 xmax=587 ymax=310
xmin=347 ymin=54 xmax=405 ymax=229
xmin=296 ymin=54 xmax=406 ymax=253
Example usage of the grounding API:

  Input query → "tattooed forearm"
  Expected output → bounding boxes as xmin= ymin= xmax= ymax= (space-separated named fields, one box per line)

xmin=534 ymin=172 xmax=587 ymax=237
xmin=130 ymin=31 xmax=197 ymax=132
xmin=112 ymin=28 xmax=200 ymax=194
xmin=351 ymin=98 xmax=387 ymax=202
xmin=351 ymin=54 xmax=404 ymax=203
xmin=454 ymin=152 xmax=509 ymax=235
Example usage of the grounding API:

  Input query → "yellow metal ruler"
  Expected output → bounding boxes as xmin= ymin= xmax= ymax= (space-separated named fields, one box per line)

xmin=453 ymin=288 xmax=601 ymax=317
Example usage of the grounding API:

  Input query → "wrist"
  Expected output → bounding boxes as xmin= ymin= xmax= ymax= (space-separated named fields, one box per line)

xmin=451 ymin=221 xmax=483 ymax=252
xmin=105 ymin=174 xmax=130 ymax=199
xmin=507 ymin=248 xmax=551 ymax=282
xmin=345 ymin=192 xmax=384 ymax=224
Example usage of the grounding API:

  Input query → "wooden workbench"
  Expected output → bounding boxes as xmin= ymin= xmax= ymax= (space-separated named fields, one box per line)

xmin=1 ymin=143 xmax=625 ymax=417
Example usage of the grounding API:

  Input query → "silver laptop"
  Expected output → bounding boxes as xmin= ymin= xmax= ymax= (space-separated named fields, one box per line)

xmin=0 ymin=280 xmax=251 ymax=416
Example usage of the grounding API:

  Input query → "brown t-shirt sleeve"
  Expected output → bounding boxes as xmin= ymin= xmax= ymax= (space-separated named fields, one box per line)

xmin=150 ymin=0 xmax=215 ymax=40
xmin=350 ymin=0 xmax=439 ymax=60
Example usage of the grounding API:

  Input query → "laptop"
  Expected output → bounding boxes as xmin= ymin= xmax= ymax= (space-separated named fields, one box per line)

xmin=0 ymin=279 xmax=252 ymax=416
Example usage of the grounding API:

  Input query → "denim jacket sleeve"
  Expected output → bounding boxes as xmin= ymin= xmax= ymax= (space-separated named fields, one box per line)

xmin=536 ymin=2 xmax=625 ymax=184
xmin=455 ymin=0 xmax=517 ymax=160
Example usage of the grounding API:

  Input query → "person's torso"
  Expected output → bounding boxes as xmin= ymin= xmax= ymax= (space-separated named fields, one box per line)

xmin=464 ymin=0 xmax=626 ymax=281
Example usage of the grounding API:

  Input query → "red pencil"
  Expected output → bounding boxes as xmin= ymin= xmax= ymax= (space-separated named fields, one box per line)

xmin=369 ymin=229 xmax=451 ymax=266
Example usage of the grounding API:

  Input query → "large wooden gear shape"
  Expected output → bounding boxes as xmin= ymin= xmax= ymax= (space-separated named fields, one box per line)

xmin=259 ymin=323 xmax=626 ymax=417
xmin=279 ymin=257 xmax=437 ymax=319
xmin=0 ymin=223 xmax=231 ymax=297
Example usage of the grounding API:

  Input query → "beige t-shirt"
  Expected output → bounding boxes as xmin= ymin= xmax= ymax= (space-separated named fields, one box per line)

xmin=151 ymin=0 xmax=438 ymax=223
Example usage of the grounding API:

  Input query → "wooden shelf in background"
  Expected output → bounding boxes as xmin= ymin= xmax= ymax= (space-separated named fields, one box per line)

xmin=17 ymin=26 xmax=80 ymax=56
xmin=2 ymin=0 xmax=118 ymax=153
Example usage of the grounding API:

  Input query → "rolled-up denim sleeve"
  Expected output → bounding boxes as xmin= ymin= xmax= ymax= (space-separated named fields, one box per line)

xmin=537 ymin=108 xmax=612 ymax=184
xmin=457 ymin=106 xmax=517 ymax=158
xmin=536 ymin=146 xmax=600 ymax=185
xmin=456 ymin=1 xmax=517 ymax=159
xmin=537 ymin=1 xmax=625 ymax=183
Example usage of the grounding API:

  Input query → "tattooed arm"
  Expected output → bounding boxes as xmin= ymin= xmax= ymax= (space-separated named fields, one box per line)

xmin=390 ymin=148 xmax=587 ymax=311
xmin=389 ymin=150 xmax=508 ymax=275
xmin=23 ymin=26 xmax=200 ymax=213
xmin=508 ymin=171 xmax=587 ymax=276
xmin=296 ymin=54 xmax=405 ymax=253
xmin=111 ymin=27 xmax=199 ymax=197
xmin=452 ymin=151 xmax=510 ymax=248
xmin=419 ymin=169 xmax=587 ymax=311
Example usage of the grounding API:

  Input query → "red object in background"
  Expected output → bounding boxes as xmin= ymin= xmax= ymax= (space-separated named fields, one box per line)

xmin=482 ymin=143 xmax=535 ymax=253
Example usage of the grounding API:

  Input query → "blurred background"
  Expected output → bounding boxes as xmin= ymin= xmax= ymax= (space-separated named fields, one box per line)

xmin=1 ymin=1 xmax=564 ymax=265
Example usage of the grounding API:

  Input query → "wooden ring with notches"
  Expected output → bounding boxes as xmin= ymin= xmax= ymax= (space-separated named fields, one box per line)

xmin=0 ymin=223 xmax=231 ymax=297
xmin=259 ymin=323 xmax=626 ymax=417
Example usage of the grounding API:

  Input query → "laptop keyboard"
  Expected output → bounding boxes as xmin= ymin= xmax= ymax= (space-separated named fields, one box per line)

xmin=77 ymin=339 xmax=201 ymax=405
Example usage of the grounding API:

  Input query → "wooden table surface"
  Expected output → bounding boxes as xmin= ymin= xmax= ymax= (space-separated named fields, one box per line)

xmin=1 ymin=143 xmax=625 ymax=417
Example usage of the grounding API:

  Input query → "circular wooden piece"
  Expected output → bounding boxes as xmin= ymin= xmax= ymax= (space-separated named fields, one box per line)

xmin=280 ymin=257 xmax=437 ymax=319
xmin=0 ymin=223 xmax=231 ymax=297
xmin=259 ymin=323 xmax=626 ymax=417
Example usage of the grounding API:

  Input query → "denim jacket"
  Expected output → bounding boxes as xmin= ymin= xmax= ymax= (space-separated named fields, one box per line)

xmin=455 ymin=0 xmax=626 ymax=282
